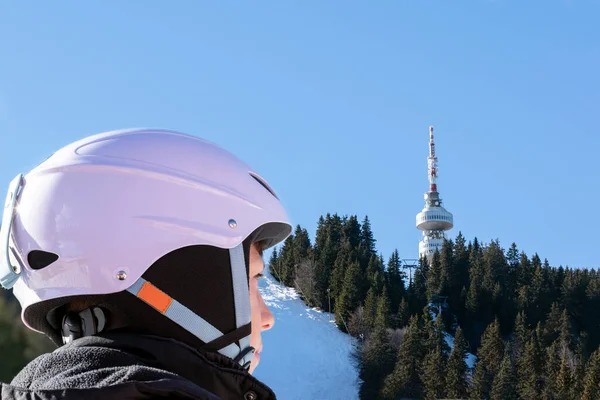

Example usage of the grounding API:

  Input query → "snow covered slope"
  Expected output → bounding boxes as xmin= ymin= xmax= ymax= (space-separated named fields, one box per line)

xmin=253 ymin=270 xmax=359 ymax=400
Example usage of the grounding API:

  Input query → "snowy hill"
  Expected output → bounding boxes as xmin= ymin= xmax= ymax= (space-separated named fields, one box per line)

xmin=252 ymin=272 xmax=478 ymax=400
xmin=253 ymin=270 xmax=359 ymax=400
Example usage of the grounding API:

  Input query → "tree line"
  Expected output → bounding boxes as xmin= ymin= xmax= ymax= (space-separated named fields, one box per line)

xmin=268 ymin=213 xmax=600 ymax=399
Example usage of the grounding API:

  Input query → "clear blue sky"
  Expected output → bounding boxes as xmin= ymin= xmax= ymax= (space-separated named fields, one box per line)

xmin=1 ymin=1 xmax=599 ymax=269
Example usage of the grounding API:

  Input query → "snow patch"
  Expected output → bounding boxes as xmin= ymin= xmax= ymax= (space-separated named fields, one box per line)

xmin=253 ymin=270 xmax=359 ymax=400
xmin=465 ymin=352 xmax=477 ymax=369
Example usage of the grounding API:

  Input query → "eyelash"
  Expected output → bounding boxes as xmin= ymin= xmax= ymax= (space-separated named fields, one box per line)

xmin=255 ymin=273 xmax=265 ymax=279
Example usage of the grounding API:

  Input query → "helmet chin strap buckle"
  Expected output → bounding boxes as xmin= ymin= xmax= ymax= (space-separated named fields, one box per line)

xmin=233 ymin=345 xmax=255 ymax=370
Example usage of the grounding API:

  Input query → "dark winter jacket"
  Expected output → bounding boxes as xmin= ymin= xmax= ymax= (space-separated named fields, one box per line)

xmin=0 ymin=331 xmax=276 ymax=400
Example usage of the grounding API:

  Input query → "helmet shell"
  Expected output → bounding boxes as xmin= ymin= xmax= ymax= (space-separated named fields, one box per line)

xmin=6 ymin=128 xmax=292 ymax=332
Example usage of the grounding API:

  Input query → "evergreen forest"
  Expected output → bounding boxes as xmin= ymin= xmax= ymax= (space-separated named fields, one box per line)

xmin=269 ymin=213 xmax=600 ymax=400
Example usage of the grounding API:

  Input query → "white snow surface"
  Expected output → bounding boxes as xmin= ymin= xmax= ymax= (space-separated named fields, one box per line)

xmin=253 ymin=270 xmax=359 ymax=400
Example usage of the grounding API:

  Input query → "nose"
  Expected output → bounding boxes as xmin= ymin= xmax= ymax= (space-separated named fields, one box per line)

xmin=259 ymin=294 xmax=275 ymax=331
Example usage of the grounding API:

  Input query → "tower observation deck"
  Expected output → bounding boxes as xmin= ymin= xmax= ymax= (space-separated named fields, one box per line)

xmin=416 ymin=126 xmax=453 ymax=260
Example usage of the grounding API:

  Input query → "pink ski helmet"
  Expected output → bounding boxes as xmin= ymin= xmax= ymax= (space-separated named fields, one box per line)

xmin=0 ymin=128 xmax=292 ymax=367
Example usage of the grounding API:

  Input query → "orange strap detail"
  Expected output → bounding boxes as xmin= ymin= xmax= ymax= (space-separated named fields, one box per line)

xmin=137 ymin=281 xmax=173 ymax=313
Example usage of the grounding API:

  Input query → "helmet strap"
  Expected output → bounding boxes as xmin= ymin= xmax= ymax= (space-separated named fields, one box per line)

xmin=125 ymin=242 xmax=255 ymax=369
xmin=233 ymin=345 xmax=256 ymax=370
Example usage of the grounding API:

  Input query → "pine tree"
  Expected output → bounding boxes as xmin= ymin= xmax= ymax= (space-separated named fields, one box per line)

xmin=381 ymin=315 xmax=424 ymax=399
xmin=409 ymin=256 xmax=429 ymax=315
xmin=292 ymin=224 xmax=312 ymax=265
xmin=470 ymin=237 xmax=483 ymax=266
xmin=482 ymin=239 xmax=508 ymax=293
xmin=427 ymin=249 xmax=442 ymax=300
xmin=315 ymin=235 xmax=336 ymax=309
xmin=331 ymin=238 xmax=352 ymax=301
xmin=543 ymin=302 xmax=562 ymax=346
xmin=471 ymin=319 xmax=504 ymax=399
xmin=446 ymin=327 xmax=469 ymax=399
xmin=372 ymin=255 xmax=387 ymax=295
xmin=268 ymin=247 xmax=281 ymax=281
xmin=518 ymin=251 xmax=533 ymax=288
xmin=584 ymin=277 xmax=600 ymax=352
xmin=385 ymin=249 xmax=405 ymax=313
xmin=360 ymin=215 xmax=376 ymax=259
xmin=358 ymin=325 xmax=396 ymax=400
xmin=543 ymin=340 xmax=560 ymax=400
xmin=550 ymin=265 xmax=566 ymax=304
xmin=430 ymin=314 xmax=451 ymax=357
xmin=439 ymin=238 xmax=454 ymax=297
xmin=491 ymin=342 xmax=518 ymax=400
xmin=531 ymin=253 xmax=542 ymax=270
xmin=421 ymin=306 xmax=434 ymax=353
xmin=453 ymin=232 xmax=470 ymax=321
xmin=561 ymin=270 xmax=588 ymax=348
xmin=342 ymin=215 xmax=362 ymax=250
xmin=483 ymin=240 xmax=511 ymax=330
xmin=278 ymin=235 xmax=296 ymax=286
xmin=421 ymin=345 xmax=447 ymax=400
xmin=478 ymin=319 xmax=505 ymax=376
xmin=335 ymin=260 xmax=361 ymax=332
xmin=315 ymin=214 xmax=345 ymax=306
xmin=363 ymin=287 xmax=377 ymax=330
xmin=505 ymin=243 xmax=519 ymax=303
xmin=466 ymin=277 xmax=480 ymax=319
xmin=513 ymin=310 xmax=529 ymax=357
xmin=466 ymin=244 xmax=484 ymax=341
xmin=571 ymin=337 xmax=587 ymax=400
xmin=371 ymin=270 xmax=385 ymax=299
xmin=556 ymin=349 xmax=573 ymax=400
xmin=518 ymin=323 xmax=545 ymax=399
xmin=314 ymin=215 xmax=327 ymax=259
xmin=366 ymin=254 xmax=383 ymax=286
xmin=528 ymin=260 xmax=550 ymax=326
xmin=375 ymin=287 xmax=391 ymax=328
xmin=453 ymin=232 xmax=470 ymax=287
xmin=558 ymin=308 xmax=573 ymax=356
xmin=582 ymin=348 xmax=600 ymax=400
xmin=396 ymin=297 xmax=410 ymax=329
xmin=469 ymin=361 xmax=486 ymax=399
xmin=506 ymin=242 xmax=520 ymax=268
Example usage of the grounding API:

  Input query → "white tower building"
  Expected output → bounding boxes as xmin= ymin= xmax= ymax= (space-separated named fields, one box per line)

xmin=416 ymin=126 xmax=454 ymax=260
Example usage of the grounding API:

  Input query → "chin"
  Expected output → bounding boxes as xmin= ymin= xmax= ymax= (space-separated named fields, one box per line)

xmin=248 ymin=355 xmax=260 ymax=374
xmin=248 ymin=363 xmax=257 ymax=375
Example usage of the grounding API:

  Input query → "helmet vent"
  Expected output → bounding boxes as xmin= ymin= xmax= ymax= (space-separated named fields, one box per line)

xmin=28 ymin=250 xmax=59 ymax=270
xmin=249 ymin=172 xmax=279 ymax=200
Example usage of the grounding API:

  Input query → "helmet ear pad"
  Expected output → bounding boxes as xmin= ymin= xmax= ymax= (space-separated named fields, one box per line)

xmin=61 ymin=307 xmax=106 ymax=344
